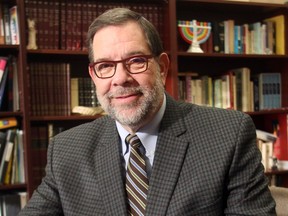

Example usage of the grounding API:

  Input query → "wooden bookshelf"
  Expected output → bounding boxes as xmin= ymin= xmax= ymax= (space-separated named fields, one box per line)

xmin=1 ymin=0 xmax=288 ymax=198
xmin=266 ymin=169 xmax=288 ymax=187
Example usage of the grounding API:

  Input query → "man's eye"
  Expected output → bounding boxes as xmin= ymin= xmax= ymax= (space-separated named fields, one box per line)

xmin=128 ymin=57 xmax=146 ymax=64
xmin=97 ymin=62 xmax=114 ymax=71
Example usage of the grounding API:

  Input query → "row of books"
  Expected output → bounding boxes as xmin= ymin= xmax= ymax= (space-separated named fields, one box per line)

xmin=178 ymin=68 xmax=281 ymax=112
xmin=225 ymin=0 xmax=286 ymax=4
xmin=0 ymin=4 xmax=20 ymax=45
xmin=24 ymin=0 xmax=164 ymax=51
xmin=0 ymin=192 xmax=27 ymax=215
xmin=0 ymin=56 xmax=19 ymax=112
xmin=29 ymin=62 xmax=71 ymax=116
xmin=71 ymin=77 xmax=99 ymax=110
xmin=29 ymin=62 xmax=100 ymax=116
xmin=195 ymin=15 xmax=284 ymax=55
xmin=0 ymin=127 xmax=25 ymax=186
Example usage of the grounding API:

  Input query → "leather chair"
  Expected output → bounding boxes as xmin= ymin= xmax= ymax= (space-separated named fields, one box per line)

xmin=269 ymin=186 xmax=288 ymax=216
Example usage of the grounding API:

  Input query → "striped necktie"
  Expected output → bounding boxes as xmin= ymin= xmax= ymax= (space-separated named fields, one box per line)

xmin=126 ymin=134 xmax=149 ymax=216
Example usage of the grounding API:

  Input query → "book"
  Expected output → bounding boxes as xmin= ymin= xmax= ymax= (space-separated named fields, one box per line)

xmin=4 ymin=129 xmax=25 ymax=185
xmin=242 ymin=24 xmax=249 ymax=54
xmin=195 ymin=79 xmax=202 ymax=105
xmin=71 ymin=77 xmax=79 ymax=110
xmin=1 ymin=192 xmax=27 ymax=215
xmin=9 ymin=5 xmax=20 ymax=45
xmin=233 ymin=67 xmax=251 ymax=112
xmin=12 ymin=57 xmax=19 ymax=111
xmin=213 ymin=78 xmax=222 ymax=108
xmin=256 ymin=129 xmax=277 ymax=142
xmin=0 ymin=4 xmax=5 ymax=44
xmin=0 ymin=117 xmax=17 ymax=129
xmin=0 ymin=58 xmax=9 ymax=110
xmin=0 ymin=57 xmax=8 ymax=84
xmin=2 ymin=4 xmax=11 ymax=44
xmin=201 ymin=75 xmax=213 ymax=107
xmin=15 ymin=130 xmax=25 ymax=184
xmin=224 ymin=19 xmax=235 ymax=54
xmin=212 ymin=21 xmax=225 ymax=53
xmin=257 ymin=139 xmax=274 ymax=171
xmin=0 ymin=131 xmax=6 ymax=162
xmin=3 ymin=141 xmax=14 ymax=184
xmin=0 ymin=129 xmax=16 ymax=184
xmin=221 ymin=72 xmax=235 ymax=109
xmin=263 ymin=20 xmax=276 ymax=54
xmin=258 ymin=73 xmax=281 ymax=110
xmin=264 ymin=15 xmax=285 ymax=55
xmin=7 ymin=56 xmax=15 ymax=111
xmin=234 ymin=25 xmax=242 ymax=54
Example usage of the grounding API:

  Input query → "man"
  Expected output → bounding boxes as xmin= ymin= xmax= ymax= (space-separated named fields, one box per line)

xmin=19 ymin=8 xmax=276 ymax=215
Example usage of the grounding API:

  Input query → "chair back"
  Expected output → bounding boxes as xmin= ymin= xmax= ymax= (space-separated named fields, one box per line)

xmin=269 ymin=186 xmax=288 ymax=216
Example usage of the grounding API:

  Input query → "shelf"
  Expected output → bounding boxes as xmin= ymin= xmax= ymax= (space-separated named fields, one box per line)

xmin=29 ymin=114 xmax=105 ymax=122
xmin=0 ymin=44 xmax=19 ymax=50
xmin=27 ymin=49 xmax=88 ymax=55
xmin=0 ymin=183 xmax=26 ymax=191
xmin=265 ymin=169 xmax=288 ymax=175
xmin=177 ymin=0 xmax=288 ymax=12
xmin=177 ymin=52 xmax=288 ymax=59
xmin=248 ymin=108 xmax=288 ymax=116
xmin=0 ymin=111 xmax=23 ymax=117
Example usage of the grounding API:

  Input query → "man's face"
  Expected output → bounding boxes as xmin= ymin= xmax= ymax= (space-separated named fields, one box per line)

xmin=89 ymin=21 xmax=169 ymax=129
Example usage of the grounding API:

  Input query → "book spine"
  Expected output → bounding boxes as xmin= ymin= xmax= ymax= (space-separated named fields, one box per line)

xmin=65 ymin=0 xmax=73 ymax=50
xmin=60 ymin=0 xmax=66 ymax=50
xmin=0 ymin=129 xmax=16 ymax=184
xmin=0 ymin=4 xmax=5 ymax=44
xmin=42 ymin=1 xmax=49 ymax=49
xmin=3 ymin=4 xmax=11 ymax=44
xmin=53 ymin=0 xmax=60 ymax=49
xmin=9 ymin=6 xmax=20 ymax=45
xmin=36 ymin=0 xmax=44 ymax=49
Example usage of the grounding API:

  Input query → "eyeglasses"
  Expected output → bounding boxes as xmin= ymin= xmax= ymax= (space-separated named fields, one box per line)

xmin=89 ymin=54 xmax=154 ymax=79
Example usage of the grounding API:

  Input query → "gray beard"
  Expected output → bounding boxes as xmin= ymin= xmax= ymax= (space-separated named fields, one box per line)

xmin=97 ymin=75 xmax=165 ymax=128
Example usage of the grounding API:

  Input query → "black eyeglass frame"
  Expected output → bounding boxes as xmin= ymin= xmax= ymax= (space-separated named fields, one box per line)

xmin=89 ymin=54 xmax=154 ymax=79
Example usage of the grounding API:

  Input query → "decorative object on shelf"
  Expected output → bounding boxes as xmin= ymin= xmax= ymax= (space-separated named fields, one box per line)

xmin=26 ymin=18 xmax=38 ymax=50
xmin=72 ymin=106 xmax=105 ymax=116
xmin=178 ymin=20 xmax=211 ymax=53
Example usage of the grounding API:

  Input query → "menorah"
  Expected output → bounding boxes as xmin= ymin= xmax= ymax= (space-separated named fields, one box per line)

xmin=178 ymin=20 xmax=211 ymax=53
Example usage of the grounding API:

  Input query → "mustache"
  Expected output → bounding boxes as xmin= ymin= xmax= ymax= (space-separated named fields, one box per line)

xmin=106 ymin=86 xmax=143 ymax=98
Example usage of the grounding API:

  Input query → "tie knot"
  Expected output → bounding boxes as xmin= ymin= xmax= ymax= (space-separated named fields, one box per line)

xmin=125 ymin=134 xmax=141 ymax=148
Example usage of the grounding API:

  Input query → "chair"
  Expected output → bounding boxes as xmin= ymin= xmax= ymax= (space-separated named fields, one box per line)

xmin=269 ymin=186 xmax=288 ymax=216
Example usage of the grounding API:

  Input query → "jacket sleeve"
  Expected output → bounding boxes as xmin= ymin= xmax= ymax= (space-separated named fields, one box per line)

xmin=224 ymin=113 xmax=276 ymax=215
xmin=18 ymin=138 xmax=64 ymax=216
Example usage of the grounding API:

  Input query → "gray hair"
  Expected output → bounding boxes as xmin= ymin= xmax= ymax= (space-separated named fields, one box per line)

xmin=87 ymin=7 xmax=164 ymax=63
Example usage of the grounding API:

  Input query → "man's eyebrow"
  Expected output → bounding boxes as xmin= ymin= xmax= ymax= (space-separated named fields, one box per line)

xmin=94 ymin=51 xmax=147 ymax=62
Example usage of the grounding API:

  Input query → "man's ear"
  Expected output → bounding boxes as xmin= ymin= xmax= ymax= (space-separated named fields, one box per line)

xmin=158 ymin=52 xmax=170 ymax=84
xmin=89 ymin=66 xmax=99 ymax=87
xmin=88 ymin=66 xmax=96 ymax=81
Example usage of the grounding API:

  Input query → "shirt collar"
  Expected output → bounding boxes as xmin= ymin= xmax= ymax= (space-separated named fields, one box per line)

xmin=116 ymin=94 xmax=166 ymax=154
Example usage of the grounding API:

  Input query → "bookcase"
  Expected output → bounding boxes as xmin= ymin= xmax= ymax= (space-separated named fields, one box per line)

xmin=0 ymin=0 xmax=288 ymax=201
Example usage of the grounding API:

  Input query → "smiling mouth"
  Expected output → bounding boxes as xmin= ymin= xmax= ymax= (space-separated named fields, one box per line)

xmin=115 ymin=93 xmax=139 ymax=99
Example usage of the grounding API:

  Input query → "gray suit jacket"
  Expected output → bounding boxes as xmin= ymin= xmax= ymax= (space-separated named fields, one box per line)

xmin=19 ymin=95 xmax=276 ymax=215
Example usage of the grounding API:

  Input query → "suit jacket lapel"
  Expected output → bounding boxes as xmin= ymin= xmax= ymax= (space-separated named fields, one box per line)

xmin=146 ymin=95 xmax=189 ymax=215
xmin=93 ymin=118 xmax=127 ymax=215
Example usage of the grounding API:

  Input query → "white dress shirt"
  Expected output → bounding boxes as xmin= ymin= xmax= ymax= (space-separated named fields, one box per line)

xmin=116 ymin=95 xmax=166 ymax=178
